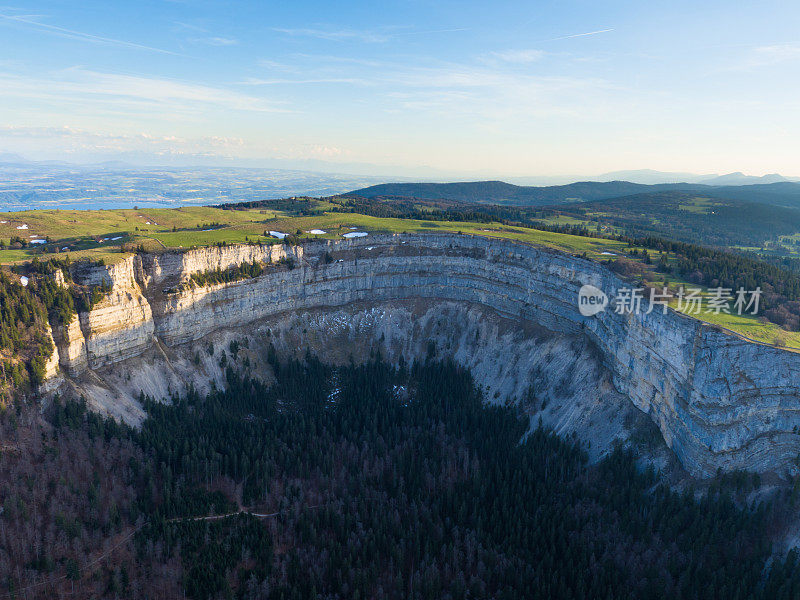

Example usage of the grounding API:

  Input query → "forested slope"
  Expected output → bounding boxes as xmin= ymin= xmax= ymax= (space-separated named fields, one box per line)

xmin=4 ymin=353 xmax=800 ymax=599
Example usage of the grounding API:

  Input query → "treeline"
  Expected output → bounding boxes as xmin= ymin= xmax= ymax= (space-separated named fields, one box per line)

xmin=0 ymin=396 xmax=145 ymax=598
xmin=328 ymin=196 xmax=800 ymax=328
xmin=634 ymin=235 xmax=800 ymax=328
xmin=0 ymin=271 xmax=53 ymax=390
xmin=4 ymin=353 xmax=800 ymax=597
xmin=561 ymin=192 xmax=800 ymax=249
xmin=217 ymin=193 xmax=563 ymax=228
xmin=183 ymin=260 xmax=265 ymax=290
xmin=214 ymin=195 xmax=800 ymax=322
xmin=216 ymin=196 xmax=319 ymax=213
xmin=1 ymin=234 xmax=35 ymax=249
xmin=25 ymin=257 xmax=112 ymax=324
xmin=0 ymin=257 xmax=117 ymax=395
xmin=132 ymin=354 xmax=800 ymax=598
xmin=331 ymin=196 xmax=496 ymax=223
xmin=329 ymin=195 xmax=572 ymax=229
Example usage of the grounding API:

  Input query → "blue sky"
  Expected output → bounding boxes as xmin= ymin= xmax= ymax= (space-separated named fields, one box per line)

xmin=0 ymin=0 xmax=798 ymax=177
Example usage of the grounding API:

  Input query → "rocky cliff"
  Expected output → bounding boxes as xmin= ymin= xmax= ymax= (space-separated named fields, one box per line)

xmin=43 ymin=234 xmax=800 ymax=478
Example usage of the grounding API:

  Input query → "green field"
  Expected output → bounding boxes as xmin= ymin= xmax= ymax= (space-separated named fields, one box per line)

xmin=4 ymin=202 xmax=797 ymax=349
xmin=0 ymin=205 xmax=633 ymax=265
xmin=666 ymin=288 xmax=800 ymax=350
xmin=686 ymin=309 xmax=800 ymax=349
xmin=637 ymin=262 xmax=800 ymax=350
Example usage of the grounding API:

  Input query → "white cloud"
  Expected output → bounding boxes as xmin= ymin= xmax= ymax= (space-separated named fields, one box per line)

xmin=0 ymin=125 xmax=355 ymax=164
xmin=172 ymin=21 xmax=207 ymax=33
xmin=489 ymin=49 xmax=545 ymax=64
xmin=273 ymin=27 xmax=389 ymax=43
xmin=195 ymin=36 xmax=239 ymax=46
xmin=309 ymin=145 xmax=344 ymax=157
xmin=0 ymin=125 xmax=248 ymax=155
xmin=0 ymin=67 xmax=288 ymax=115
xmin=0 ymin=13 xmax=181 ymax=55
xmin=272 ymin=26 xmax=470 ymax=44
xmin=746 ymin=43 xmax=800 ymax=67
xmin=236 ymin=51 xmax=619 ymax=121
xmin=376 ymin=61 xmax=620 ymax=122
xmin=238 ymin=76 xmax=366 ymax=85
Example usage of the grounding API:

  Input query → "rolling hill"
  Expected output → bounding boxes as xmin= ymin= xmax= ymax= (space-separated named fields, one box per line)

xmin=556 ymin=191 xmax=800 ymax=249
xmin=348 ymin=180 xmax=800 ymax=208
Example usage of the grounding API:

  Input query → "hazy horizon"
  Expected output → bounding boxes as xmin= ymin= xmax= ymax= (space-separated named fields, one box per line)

xmin=2 ymin=151 xmax=796 ymax=186
xmin=1 ymin=1 xmax=799 ymax=177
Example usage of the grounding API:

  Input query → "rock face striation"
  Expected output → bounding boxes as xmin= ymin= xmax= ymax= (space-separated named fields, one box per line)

xmin=43 ymin=234 xmax=800 ymax=477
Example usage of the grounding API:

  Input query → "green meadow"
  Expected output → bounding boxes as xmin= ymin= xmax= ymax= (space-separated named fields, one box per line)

xmin=0 ymin=206 xmax=632 ymax=264
xmin=3 ymin=202 xmax=796 ymax=349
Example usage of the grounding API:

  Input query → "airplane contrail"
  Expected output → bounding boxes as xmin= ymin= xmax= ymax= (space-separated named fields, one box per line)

xmin=0 ymin=13 xmax=183 ymax=56
xmin=545 ymin=28 xmax=614 ymax=42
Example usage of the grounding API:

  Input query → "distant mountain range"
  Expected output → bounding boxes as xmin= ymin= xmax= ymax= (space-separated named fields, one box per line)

xmin=495 ymin=170 xmax=799 ymax=186
xmin=700 ymin=172 xmax=792 ymax=186
xmin=2 ymin=153 xmax=799 ymax=211
xmin=2 ymin=152 xmax=798 ymax=184
xmin=348 ymin=180 xmax=800 ymax=208
xmin=599 ymin=170 xmax=794 ymax=185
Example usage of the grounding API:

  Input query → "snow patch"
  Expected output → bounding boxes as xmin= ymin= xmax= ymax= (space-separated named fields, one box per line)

xmin=343 ymin=232 xmax=368 ymax=239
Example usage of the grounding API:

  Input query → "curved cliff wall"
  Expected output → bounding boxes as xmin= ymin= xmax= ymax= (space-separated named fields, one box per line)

xmin=46 ymin=234 xmax=800 ymax=477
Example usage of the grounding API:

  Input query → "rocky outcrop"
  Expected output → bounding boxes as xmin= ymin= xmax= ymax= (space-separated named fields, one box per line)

xmin=135 ymin=243 xmax=296 ymax=292
xmin=51 ymin=314 xmax=88 ymax=376
xmin=42 ymin=234 xmax=800 ymax=477
xmin=69 ymin=256 xmax=155 ymax=369
xmin=40 ymin=325 xmax=62 ymax=394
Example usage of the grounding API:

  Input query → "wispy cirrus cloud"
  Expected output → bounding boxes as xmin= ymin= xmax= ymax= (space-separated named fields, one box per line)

xmin=272 ymin=25 xmax=468 ymax=44
xmin=171 ymin=20 xmax=238 ymax=47
xmin=0 ymin=67 xmax=288 ymax=116
xmin=273 ymin=27 xmax=390 ymax=43
xmin=393 ymin=28 xmax=469 ymax=37
xmin=0 ymin=125 xmax=250 ymax=157
xmin=238 ymin=76 xmax=367 ymax=86
xmin=745 ymin=43 xmax=800 ymax=68
xmin=487 ymin=49 xmax=545 ymax=64
xmin=384 ymin=65 xmax=616 ymax=120
xmin=0 ymin=125 xmax=354 ymax=163
xmin=0 ymin=125 xmax=241 ymax=146
xmin=238 ymin=50 xmax=618 ymax=121
xmin=0 ymin=13 xmax=182 ymax=55
xmin=193 ymin=36 xmax=238 ymax=46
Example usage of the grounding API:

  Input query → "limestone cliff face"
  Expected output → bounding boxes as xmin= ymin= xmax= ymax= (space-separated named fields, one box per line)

xmin=40 ymin=325 xmax=62 ymax=393
xmin=50 ymin=313 xmax=87 ymax=376
xmin=69 ymin=256 xmax=154 ymax=369
xmin=135 ymin=243 xmax=297 ymax=292
xmin=44 ymin=234 xmax=800 ymax=477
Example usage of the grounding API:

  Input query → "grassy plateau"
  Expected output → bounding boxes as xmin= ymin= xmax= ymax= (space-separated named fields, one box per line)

xmin=4 ymin=200 xmax=797 ymax=350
